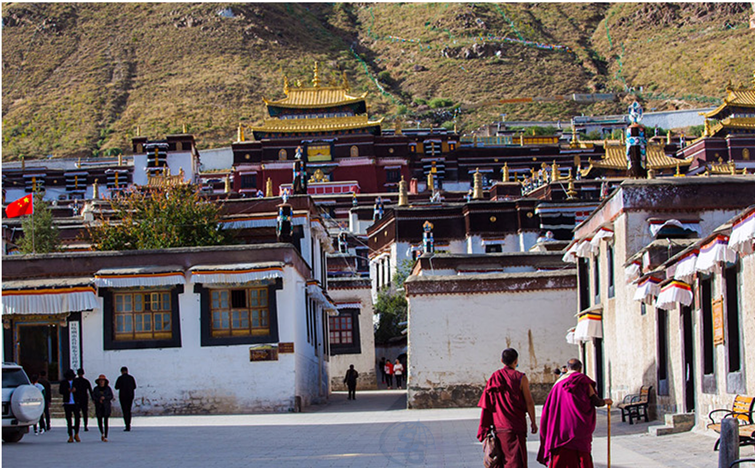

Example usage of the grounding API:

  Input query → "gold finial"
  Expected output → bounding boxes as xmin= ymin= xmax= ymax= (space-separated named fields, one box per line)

xmin=224 ymin=174 xmax=231 ymax=193
xmin=266 ymin=177 xmax=273 ymax=197
xmin=21 ymin=155 xmax=25 ymax=171
xmin=729 ymin=159 xmax=736 ymax=175
xmin=341 ymin=71 xmax=349 ymax=91
xmin=92 ymin=179 xmax=99 ymax=199
xmin=118 ymin=153 xmax=123 ymax=166
xmin=283 ymin=75 xmax=290 ymax=95
xmin=704 ymin=119 xmax=711 ymax=137
xmin=136 ymin=126 xmax=141 ymax=137
xmin=163 ymin=166 xmax=169 ymax=177
xmin=566 ymin=169 xmax=578 ymax=200
xmin=666 ymin=131 xmax=671 ymax=145
xmin=472 ymin=168 xmax=483 ymax=200
xmin=742 ymin=167 xmax=748 ymax=175
xmin=427 ymin=171 xmax=434 ymax=193
xmin=395 ymin=118 xmax=403 ymax=135
xmin=502 ymin=162 xmax=510 ymax=182
xmin=312 ymin=62 xmax=321 ymax=88
xmin=647 ymin=167 xmax=656 ymax=179
xmin=237 ymin=123 xmax=245 ymax=142
xmin=77 ymin=157 xmax=81 ymax=169
xmin=398 ymin=176 xmax=409 ymax=206
xmin=183 ymin=123 xmax=188 ymax=134
xmin=674 ymin=164 xmax=682 ymax=177
xmin=552 ymin=160 xmax=560 ymax=181
xmin=520 ymin=133 xmax=525 ymax=146
xmin=115 ymin=171 xmax=120 ymax=187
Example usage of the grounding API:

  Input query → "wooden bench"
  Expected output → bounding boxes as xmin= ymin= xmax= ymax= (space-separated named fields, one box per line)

xmin=616 ymin=386 xmax=652 ymax=424
xmin=707 ymin=395 xmax=755 ymax=451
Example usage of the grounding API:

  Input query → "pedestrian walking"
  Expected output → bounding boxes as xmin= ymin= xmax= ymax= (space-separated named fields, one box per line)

xmin=114 ymin=366 xmax=137 ymax=432
xmin=393 ymin=359 xmax=404 ymax=389
xmin=59 ymin=369 xmax=81 ymax=443
xmin=30 ymin=374 xmax=46 ymax=435
xmin=379 ymin=357 xmax=387 ymax=385
xmin=73 ymin=368 xmax=93 ymax=432
xmin=537 ymin=358 xmax=613 ymax=467
xmin=92 ymin=374 xmax=114 ymax=442
xmin=384 ymin=359 xmax=394 ymax=389
xmin=477 ymin=348 xmax=538 ymax=468
xmin=39 ymin=370 xmax=52 ymax=431
xmin=344 ymin=365 xmax=359 ymax=400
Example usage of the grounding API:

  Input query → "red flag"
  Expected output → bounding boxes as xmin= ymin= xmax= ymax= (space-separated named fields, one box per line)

xmin=5 ymin=194 xmax=34 ymax=218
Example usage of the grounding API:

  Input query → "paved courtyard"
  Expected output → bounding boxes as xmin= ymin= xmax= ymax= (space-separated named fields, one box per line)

xmin=3 ymin=390 xmax=751 ymax=467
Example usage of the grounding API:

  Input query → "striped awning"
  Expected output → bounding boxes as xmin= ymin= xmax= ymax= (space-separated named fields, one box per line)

xmin=696 ymin=235 xmax=736 ymax=274
xmin=190 ymin=262 xmax=285 ymax=285
xmin=624 ymin=261 xmax=642 ymax=283
xmin=2 ymin=278 xmax=98 ymax=315
xmin=335 ymin=302 xmax=361 ymax=310
xmin=672 ymin=251 xmax=698 ymax=283
xmin=649 ymin=219 xmax=700 ymax=237
xmin=219 ymin=214 xmax=308 ymax=230
xmin=574 ymin=312 xmax=602 ymax=341
xmin=633 ymin=275 xmax=662 ymax=304
xmin=655 ymin=280 xmax=693 ymax=310
xmin=94 ymin=266 xmax=185 ymax=288
xmin=729 ymin=210 xmax=755 ymax=255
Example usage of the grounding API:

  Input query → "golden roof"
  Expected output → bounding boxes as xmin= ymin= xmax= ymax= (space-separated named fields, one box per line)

xmin=711 ymin=116 xmax=755 ymax=134
xmin=263 ymin=86 xmax=368 ymax=109
xmin=253 ymin=114 xmax=383 ymax=133
xmin=582 ymin=143 xmax=692 ymax=176
xmin=703 ymin=87 xmax=755 ymax=118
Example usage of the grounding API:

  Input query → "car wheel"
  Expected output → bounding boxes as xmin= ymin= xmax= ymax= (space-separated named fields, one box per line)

xmin=10 ymin=385 xmax=44 ymax=423
xmin=2 ymin=429 xmax=25 ymax=443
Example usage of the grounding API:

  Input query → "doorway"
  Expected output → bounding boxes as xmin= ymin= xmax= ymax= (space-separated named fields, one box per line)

xmin=681 ymin=306 xmax=696 ymax=413
xmin=15 ymin=322 xmax=61 ymax=380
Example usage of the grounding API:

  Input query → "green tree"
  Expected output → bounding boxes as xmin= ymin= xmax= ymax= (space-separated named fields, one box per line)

xmin=89 ymin=185 xmax=232 ymax=251
xmin=18 ymin=194 xmax=60 ymax=254
xmin=373 ymin=259 xmax=414 ymax=344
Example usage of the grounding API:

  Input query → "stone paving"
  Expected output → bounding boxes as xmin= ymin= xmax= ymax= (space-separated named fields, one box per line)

xmin=3 ymin=390 xmax=753 ymax=467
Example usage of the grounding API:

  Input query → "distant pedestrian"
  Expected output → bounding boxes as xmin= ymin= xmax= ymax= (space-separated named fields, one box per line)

xmin=393 ymin=359 xmax=404 ymax=389
xmin=59 ymin=369 xmax=81 ymax=443
xmin=477 ymin=348 xmax=538 ymax=468
xmin=384 ymin=359 xmax=394 ymax=389
xmin=92 ymin=374 xmax=114 ymax=442
xmin=379 ymin=357 xmax=387 ymax=384
xmin=30 ymin=374 xmax=46 ymax=435
xmin=39 ymin=370 xmax=52 ymax=431
xmin=344 ymin=365 xmax=359 ymax=400
xmin=73 ymin=368 xmax=93 ymax=432
xmin=114 ymin=366 xmax=137 ymax=432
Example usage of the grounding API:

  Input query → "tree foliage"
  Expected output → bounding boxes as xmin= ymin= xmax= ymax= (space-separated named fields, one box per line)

xmin=88 ymin=185 xmax=232 ymax=251
xmin=373 ymin=259 xmax=415 ymax=344
xmin=18 ymin=194 xmax=60 ymax=254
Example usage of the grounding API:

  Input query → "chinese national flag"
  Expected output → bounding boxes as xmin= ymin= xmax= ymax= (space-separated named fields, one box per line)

xmin=5 ymin=194 xmax=34 ymax=218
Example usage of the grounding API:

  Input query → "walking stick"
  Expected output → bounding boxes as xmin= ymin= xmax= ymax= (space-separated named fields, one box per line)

xmin=607 ymin=402 xmax=612 ymax=468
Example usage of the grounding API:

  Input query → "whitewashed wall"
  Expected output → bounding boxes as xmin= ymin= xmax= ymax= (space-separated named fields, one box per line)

xmin=328 ymin=287 xmax=377 ymax=391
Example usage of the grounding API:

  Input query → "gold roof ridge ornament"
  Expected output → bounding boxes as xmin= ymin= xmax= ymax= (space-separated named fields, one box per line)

xmin=398 ymin=176 xmax=408 ymax=207
xmin=341 ymin=70 xmax=350 ymax=92
xmin=566 ymin=169 xmax=578 ymax=200
xmin=472 ymin=168 xmax=483 ymax=200
xmin=237 ymin=123 xmax=245 ymax=143
xmin=312 ymin=62 xmax=321 ymax=88
xmin=283 ymin=75 xmax=290 ymax=95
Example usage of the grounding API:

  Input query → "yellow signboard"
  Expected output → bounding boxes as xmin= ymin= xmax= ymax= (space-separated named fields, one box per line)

xmin=307 ymin=144 xmax=331 ymax=162
xmin=712 ymin=297 xmax=725 ymax=346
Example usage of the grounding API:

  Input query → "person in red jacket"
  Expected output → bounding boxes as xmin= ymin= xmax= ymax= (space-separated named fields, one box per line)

xmin=384 ymin=359 xmax=394 ymax=389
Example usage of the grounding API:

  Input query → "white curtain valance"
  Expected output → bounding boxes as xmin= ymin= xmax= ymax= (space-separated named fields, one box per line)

xmin=633 ymin=276 xmax=662 ymax=304
xmin=575 ymin=238 xmax=597 ymax=258
xmin=190 ymin=263 xmax=284 ymax=285
xmin=335 ymin=302 xmax=361 ymax=310
xmin=672 ymin=252 xmax=698 ymax=283
xmin=590 ymin=228 xmax=614 ymax=247
xmin=624 ymin=262 xmax=641 ymax=283
xmin=306 ymin=284 xmax=338 ymax=315
xmin=696 ymin=235 xmax=737 ymax=274
xmin=655 ymin=280 xmax=693 ymax=310
xmin=729 ymin=210 xmax=755 ymax=255
xmin=94 ymin=267 xmax=185 ymax=288
xmin=220 ymin=215 xmax=307 ymax=230
xmin=565 ymin=327 xmax=578 ymax=345
xmin=562 ymin=242 xmax=578 ymax=263
xmin=649 ymin=219 xmax=700 ymax=237
xmin=574 ymin=313 xmax=602 ymax=341
xmin=2 ymin=287 xmax=98 ymax=315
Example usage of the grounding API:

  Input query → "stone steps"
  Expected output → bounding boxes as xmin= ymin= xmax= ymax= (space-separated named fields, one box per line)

xmin=648 ymin=412 xmax=695 ymax=436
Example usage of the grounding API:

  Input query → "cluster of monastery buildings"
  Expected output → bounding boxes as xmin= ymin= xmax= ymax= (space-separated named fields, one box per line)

xmin=2 ymin=64 xmax=754 ymax=432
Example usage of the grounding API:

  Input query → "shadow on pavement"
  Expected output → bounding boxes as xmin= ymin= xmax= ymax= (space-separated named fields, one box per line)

xmin=307 ymin=390 xmax=407 ymax=414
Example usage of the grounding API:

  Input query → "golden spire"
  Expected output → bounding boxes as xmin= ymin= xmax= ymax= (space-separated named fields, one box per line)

xmin=704 ymin=119 xmax=712 ymax=137
xmin=427 ymin=171 xmax=434 ymax=193
xmin=283 ymin=75 xmax=290 ymax=95
xmin=552 ymin=160 xmax=560 ymax=181
xmin=136 ymin=126 xmax=141 ymax=137
xmin=566 ymin=169 xmax=578 ymax=200
xmin=341 ymin=71 xmax=349 ymax=91
xmin=666 ymin=131 xmax=671 ymax=145
xmin=674 ymin=164 xmax=682 ymax=177
xmin=502 ymin=162 xmax=510 ymax=182
xmin=183 ymin=123 xmax=188 ymax=134
xmin=224 ymin=174 xmax=231 ymax=193
xmin=118 ymin=153 xmax=123 ymax=166
xmin=265 ymin=177 xmax=273 ymax=198
xmin=729 ymin=159 xmax=736 ymax=175
xmin=472 ymin=168 xmax=483 ymax=200
xmin=92 ymin=179 xmax=99 ymax=199
xmin=398 ymin=176 xmax=409 ymax=207
xmin=115 ymin=171 xmax=119 ymax=187
xmin=312 ymin=62 xmax=321 ymax=88
xmin=237 ymin=123 xmax=245 ymax=142
xmin=21 ymin=155 xmax=25 ymax=171
xmin=395 ymin=118 xmax=403 ymax=135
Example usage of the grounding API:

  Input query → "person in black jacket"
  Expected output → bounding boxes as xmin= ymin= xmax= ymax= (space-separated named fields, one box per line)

xmin=92 ymin=374 xmax=114 ymax=442
xmin=114 ymin=366 xmax=136 ymax=432
xmin=59 ymin=369 xmax=81 ymax=443
xmin=73 ymin=368 xmax=94 ymax=432
xmin=344 ymin=365 xmax=359 ymax=400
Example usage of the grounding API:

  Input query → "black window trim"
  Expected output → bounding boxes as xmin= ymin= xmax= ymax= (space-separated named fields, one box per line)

xmin=329 ymin=308 xmax=361 ymax=355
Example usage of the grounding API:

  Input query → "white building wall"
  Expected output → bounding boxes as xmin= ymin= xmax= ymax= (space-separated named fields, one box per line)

xmin=328 ymin=287 xmax=377 ymax=391
xmin=407 ymin=286 xmax=577 ymax=408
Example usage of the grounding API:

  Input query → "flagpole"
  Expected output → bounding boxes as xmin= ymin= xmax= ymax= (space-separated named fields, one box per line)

xmin=607 ymin=402 xmax=612 ymax=468
xmin=31 ymin=192 xmax=35 ymax=254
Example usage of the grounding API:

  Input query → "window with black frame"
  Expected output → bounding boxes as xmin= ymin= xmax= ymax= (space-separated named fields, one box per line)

xmin=328 ymin=308 xmax=361 ymax=355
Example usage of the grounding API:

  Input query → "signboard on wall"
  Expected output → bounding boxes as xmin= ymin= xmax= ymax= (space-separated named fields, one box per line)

xmin=250 ymin=344 xmax=278 ymax=362
xmin=279 ymin=342 xmax=295 ymax=354
xmin=712 ymin=297 xmax=725 ymax=346
xmin=69 ymin=321 xmax=81 ymax=371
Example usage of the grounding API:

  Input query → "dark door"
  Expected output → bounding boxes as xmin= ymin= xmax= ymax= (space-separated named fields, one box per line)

xmin=681 ymin=306 xmax=696 ymax=412
xmin=18 ymin=324 xmax=60 ymax=380
xmin=595 ymin=338 xmax=605 ymax=397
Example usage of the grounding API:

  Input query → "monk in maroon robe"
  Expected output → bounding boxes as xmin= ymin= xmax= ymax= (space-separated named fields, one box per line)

xmin=478 ymin=348 xmax=538 ymax=468
xmin=537 ymin=359 xmax=612 ymax=468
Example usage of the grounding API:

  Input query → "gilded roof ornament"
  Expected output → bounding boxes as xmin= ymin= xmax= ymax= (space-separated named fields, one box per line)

xmin=341 ymin=71 xmax=350 ymax=91
xmin=312 ymin=62 xmax=321 ymax=88
xmin=283 ymin=75 xmax=290 ymax=95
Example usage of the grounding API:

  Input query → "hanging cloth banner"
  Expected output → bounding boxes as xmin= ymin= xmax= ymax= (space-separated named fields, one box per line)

xmin=649 ymin=219 xmax=700 ymax=237
xmin=695 ymin=235 xmax=736 ymax=274
xmin=306 ymin=282 xmax=338 ymax=316
xmin=729 ymin=210 xmax=755 ymax=255
xmin=672 ymin=251 xmax=698 ymax=283
xmin=565 ymin=327 xmax=577 ymax=345
xmin=574 ymin=312 xmax=602 ymax=341
xmin=624 ymin=261 xmax=642 ymax=283
xmin=655 ymin=280 xmax=693 ymax=310
xmin=633 ymin=276 xmax=662 ymax=304
xmin=590 ymin=227 xmax=614 ymax=248
xmin=575 ymin=238 xmax=596 ymax=258
xmin=562 ymin=241 xmax=578 ymax=263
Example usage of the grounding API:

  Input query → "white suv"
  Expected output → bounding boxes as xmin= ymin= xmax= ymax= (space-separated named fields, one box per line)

xmin=2 ymin=363 xmax=44 ymax=443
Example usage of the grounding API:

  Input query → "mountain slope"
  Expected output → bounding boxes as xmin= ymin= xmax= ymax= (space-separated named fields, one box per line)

xmin=2 ymin=3 xmax=753 ymax=160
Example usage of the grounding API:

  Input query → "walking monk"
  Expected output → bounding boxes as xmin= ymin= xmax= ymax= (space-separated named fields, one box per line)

xmin=477 ymin=348 xmax=538 ymax=468
xmin=537 ymin=358 xmax=612 ymax=467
